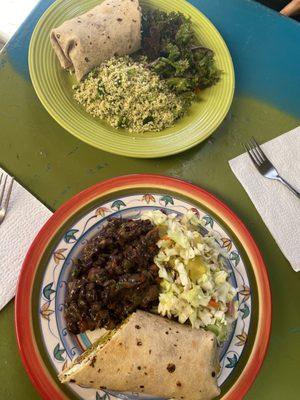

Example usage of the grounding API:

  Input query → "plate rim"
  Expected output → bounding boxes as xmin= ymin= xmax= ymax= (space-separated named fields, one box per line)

xmin=15 ymin=174 xmax=271 ymax=400
xmin=28 ymin=0 xmax=235 ymax=158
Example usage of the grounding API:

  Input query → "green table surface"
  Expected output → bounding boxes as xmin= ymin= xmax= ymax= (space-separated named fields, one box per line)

xmin=0 ymin=0 xmax=300 ymax=399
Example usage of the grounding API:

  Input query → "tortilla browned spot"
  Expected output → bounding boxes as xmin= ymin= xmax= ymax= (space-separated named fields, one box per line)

xmin=90 ymin=356 xmax=96 ymax=367
xmin=167 ymin=363 xmax=176 ymax=373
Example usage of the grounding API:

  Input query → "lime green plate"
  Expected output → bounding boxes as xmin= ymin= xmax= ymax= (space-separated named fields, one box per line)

xmin=29 ymin=0 xmax=235 ymax=158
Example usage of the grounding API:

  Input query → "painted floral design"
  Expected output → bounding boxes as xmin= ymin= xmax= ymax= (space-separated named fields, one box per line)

xmin=159 ymin=195 xmax=174 ymax=206
xmin=64 ymin=229 xmax=79 ymax=244
xmin=221 ymin=237 xmax=232 ymax=252
xmin=202 ymin=215 xmax=214 ymax=228
xmin=190 ymin=207 xmax=200 ymax=217
xmin=225 ymin=353 xmax=238 ymax=369
xmin=111 ymin=200 xmax=126 ymax=210
xmin=142 ymin=194 xmax=155 ymax=204
xmin=39 ymin=193 xmax=252 ymax=400
xmin=42 ymin=282 xmax=55 ymax=301
xmin=53 ymin=248 xmax=67 ymax=264
xmin=230 ymin=251 xmax=240 ymax=267
xmin=40 ymin=301 xmax=54 ymax=321
xmin=53 ymin=343 xmax=66 ymax=362
xmin=239 ymin=285 xmax=251 ymax=301
xmin=236 ymin=331 xmax=247 ymax=346
xmin=95 ymin=207 xmax=110 ymax=217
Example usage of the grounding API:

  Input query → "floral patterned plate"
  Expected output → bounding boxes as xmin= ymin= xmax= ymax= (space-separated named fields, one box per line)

xmin=15 ymin=175 xmax=271 ymax=400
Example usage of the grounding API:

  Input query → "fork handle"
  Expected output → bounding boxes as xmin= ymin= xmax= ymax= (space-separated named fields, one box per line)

xmin=277 ymin=176 xmax=300 ymax=199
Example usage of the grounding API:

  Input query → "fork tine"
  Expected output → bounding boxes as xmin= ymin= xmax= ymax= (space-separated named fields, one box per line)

xmin=3 ymin=177 xmax=14 ymax=211
xmin=251 ymin=137 xmax=268 ymax=161
xmin=244 ymin=143 xmax=260 ymax=168
xmin=246 ymin=142 xmax=261 ymax=166
xmin=0 ymin=174 xmax=7 ymax=206
xmin=249 ymin=137 xmax=264 ymax=164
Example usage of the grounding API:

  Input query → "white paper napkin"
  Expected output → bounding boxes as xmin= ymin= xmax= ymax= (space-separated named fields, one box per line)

xmin=0 ymin=168 xmax=52 ymax=310
xmin=229 ymin=126 xmax=300 ymax=271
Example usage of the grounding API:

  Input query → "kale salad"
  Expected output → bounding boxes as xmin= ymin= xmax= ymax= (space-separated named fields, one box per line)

xmin=139 ymin=9 xmax=221 ymax=109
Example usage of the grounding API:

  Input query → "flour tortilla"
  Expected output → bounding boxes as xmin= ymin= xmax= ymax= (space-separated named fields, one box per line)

xmin=50 ymin=0 xmax=141 ymax=81
xmin=59 ymin=311 xmax=220 ymax=400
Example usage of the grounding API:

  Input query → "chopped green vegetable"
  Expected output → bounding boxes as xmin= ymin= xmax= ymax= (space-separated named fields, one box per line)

xmin=139 ymin=9 xmax=221 ymax=100
xmin=97 ymin=81 xmax=106 ymax=97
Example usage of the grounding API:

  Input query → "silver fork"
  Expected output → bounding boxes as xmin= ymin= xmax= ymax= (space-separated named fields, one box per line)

xmin=244 ymin=138 xmax=300 ymax=199
xmin=0 ymin=173 xmax=14 ymax=225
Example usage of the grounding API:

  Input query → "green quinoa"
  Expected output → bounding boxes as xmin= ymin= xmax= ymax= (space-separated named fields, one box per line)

xmin=73 ymin=56 xmax=185 ymax=133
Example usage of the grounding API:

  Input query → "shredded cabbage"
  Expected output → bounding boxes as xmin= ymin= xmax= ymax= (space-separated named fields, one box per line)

xmin=142 ymin=210 xmax=238 ymax=341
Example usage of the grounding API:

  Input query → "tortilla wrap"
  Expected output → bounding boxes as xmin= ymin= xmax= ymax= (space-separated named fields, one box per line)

xmin=50 ymin=0 xmax=141 ymax=81
xmin=59 ymin=311 xmax=220 ymax=400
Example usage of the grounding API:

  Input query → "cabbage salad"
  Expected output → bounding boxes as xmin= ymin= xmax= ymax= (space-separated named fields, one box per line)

xmin=142 ymin=210 xmax=238 ymax=342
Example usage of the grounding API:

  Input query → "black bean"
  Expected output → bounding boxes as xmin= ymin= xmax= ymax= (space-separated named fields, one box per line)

xmin=78 ymin=298 xmax=88 ymax=312
xmin=64 ymin=218 xmax=160 ymax=334
xmin=86 ymin=291 xmax=97 ymax=303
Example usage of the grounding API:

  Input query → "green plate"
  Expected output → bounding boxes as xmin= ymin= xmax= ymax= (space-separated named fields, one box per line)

xmin=29 ymin=0 xmax=235 ymax=158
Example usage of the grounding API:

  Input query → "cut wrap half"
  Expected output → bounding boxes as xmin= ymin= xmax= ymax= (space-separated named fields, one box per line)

xmin=59 ymin=311 xmax=220 ymax=400
xmin=50 ymin=0 xmax=142 ymax=81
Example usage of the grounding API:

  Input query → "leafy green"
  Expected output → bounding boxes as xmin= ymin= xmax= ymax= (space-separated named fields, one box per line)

xmin=139 ymin=9 xmax=221 ymax=100
xmin=175 ymin=19 xmax=194 ymax=47
xmin=97 ymin=81 xmax=106 ymax=97
xmin=143 ymin=115 xmax=154 ymax=124
xmin=141 ymin=10 xmax=190 ymax=60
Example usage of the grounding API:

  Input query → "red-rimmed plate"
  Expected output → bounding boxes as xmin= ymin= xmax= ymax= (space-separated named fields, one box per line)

xmin=15 ymin=175 xmax=271 ymax=400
